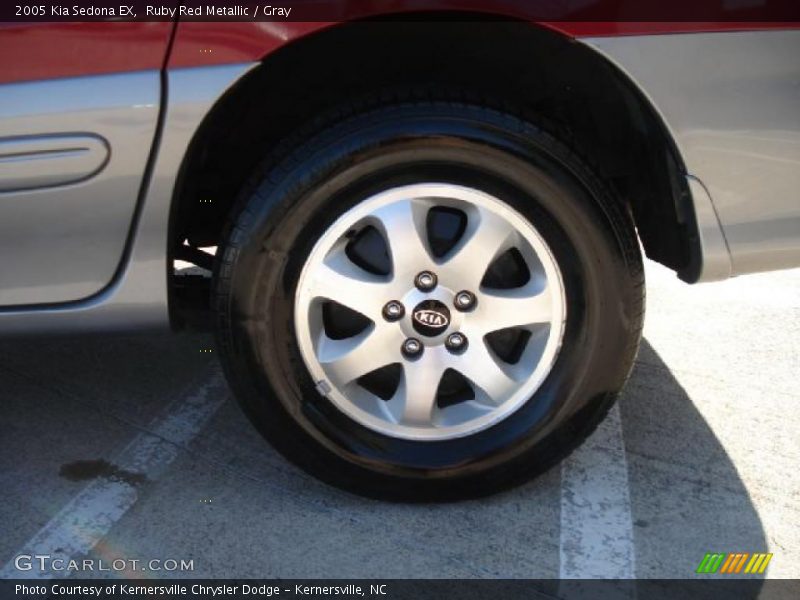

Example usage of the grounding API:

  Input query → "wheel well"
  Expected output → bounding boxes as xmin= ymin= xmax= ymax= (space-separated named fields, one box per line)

xmin=170 ymin=18 xmax=696 ymax=328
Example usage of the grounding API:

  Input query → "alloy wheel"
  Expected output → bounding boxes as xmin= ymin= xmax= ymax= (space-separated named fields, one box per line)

xmin=294 ymin=183 xmax=567 ymax=440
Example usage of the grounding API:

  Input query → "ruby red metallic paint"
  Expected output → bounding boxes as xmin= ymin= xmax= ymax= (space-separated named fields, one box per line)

xmin=166 ymin=20 xmax=800 ymax=70
xmin=0 ymin=22 xmax=173 ymax=84
xmin=1 ymin=13 xmax=799 ymax=84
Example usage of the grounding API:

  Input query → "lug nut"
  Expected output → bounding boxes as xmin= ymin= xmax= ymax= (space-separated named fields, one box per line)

xmin=445 ymin=332 xmax=468 ymax=354
xmin=382 ymin=300 xmax=405 ymax=321
xmin=402 ymin=338 xmax=423 ymax=358
xmin=414 ymin=270 xmax=437 ymax=292
xmin=454 ymin=290 xmax=476 ymax=311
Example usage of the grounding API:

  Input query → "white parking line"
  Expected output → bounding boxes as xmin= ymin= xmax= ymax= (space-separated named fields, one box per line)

xmin=559 ymin=403 xmax=635 ymax=583
xmin=0 ymin=371 xmax=228 ymax=579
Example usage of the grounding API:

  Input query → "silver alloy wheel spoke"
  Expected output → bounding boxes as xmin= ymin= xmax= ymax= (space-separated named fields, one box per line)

xmin=394 ymin=358 xmax=446 ymax=425
xmin=469 ymin=284 xmax=553 ymax=333
xmin=309 ymin=256 xmax=388 ymax=320
xmin=438 ymin=207 xmax=517 ymax=290
xmin=457 ymin=340 xmax=518 ymax=404
xmin=294 ymin=183 xmax=567 ymax=441
xmin=371 ymin=199 xmax=434 ymax=281
xmin=318 ymin=326 xmax=402 ymax=385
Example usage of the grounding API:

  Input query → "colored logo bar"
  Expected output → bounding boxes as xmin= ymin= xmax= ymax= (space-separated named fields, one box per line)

xmin=696 ymin=553 xmax=773 ymax=574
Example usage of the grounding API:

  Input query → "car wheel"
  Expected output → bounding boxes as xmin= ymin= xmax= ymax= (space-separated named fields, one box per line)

xmin=214 ymin=99 xmax=644 ymax=501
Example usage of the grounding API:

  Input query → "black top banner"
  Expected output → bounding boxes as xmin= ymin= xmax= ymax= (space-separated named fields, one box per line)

xmin=2 ymin=0 xmax=800 ymax=23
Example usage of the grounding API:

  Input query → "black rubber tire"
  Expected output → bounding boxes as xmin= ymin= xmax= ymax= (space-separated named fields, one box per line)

xmin=213 ymin=99 xmax=644 ymax=501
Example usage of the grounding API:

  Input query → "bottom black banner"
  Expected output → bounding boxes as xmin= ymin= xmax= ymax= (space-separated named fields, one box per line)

xmin=1 ymin=579 xmax=799 ymax=600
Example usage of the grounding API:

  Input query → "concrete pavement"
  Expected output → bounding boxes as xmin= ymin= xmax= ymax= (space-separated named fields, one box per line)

xmin=0 ymin=261 xmax=797 ymax=582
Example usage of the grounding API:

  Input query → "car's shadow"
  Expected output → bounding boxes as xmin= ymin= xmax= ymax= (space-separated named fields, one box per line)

xmin=624 ymin=340 xmax=766 ymax=566
xmin=0 ymin=334 xmax=769 ymax=587
xmin=610 ymin=340 xmax=767 ymax=598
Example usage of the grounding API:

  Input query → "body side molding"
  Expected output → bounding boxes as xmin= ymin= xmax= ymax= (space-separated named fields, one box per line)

xmin=0 ymin=134 xmax=109 ymax=192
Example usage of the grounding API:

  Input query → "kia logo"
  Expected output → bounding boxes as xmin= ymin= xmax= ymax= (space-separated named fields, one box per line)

xmin=413 ymin=309 xmax=449 ymax=328
xmin=411 ymin=300 xmax=451 ymax=337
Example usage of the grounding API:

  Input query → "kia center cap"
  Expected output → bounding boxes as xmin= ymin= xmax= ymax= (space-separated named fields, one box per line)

xmin=411 ymin=300 xmax=451 ymax=337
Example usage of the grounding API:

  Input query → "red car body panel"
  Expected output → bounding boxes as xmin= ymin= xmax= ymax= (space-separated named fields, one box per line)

xmin=1 ymin=14 xmax=798 ymax=84
xmin=167 ymin=20 xmax=800 ymax=69
xmin=0 ymin=22 xmax=173 ymax=84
